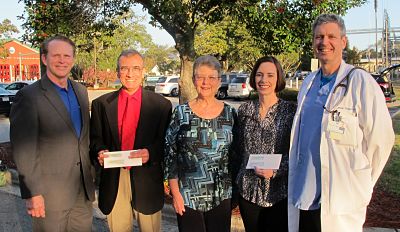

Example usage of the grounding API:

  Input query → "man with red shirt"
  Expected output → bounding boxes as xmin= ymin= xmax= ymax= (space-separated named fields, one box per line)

xmin=90 ymin=49 xmax=172 ymax=232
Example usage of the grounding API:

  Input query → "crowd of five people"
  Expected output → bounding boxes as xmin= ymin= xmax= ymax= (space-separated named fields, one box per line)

xmin=10 ymin=13 xmax=394 ymax=232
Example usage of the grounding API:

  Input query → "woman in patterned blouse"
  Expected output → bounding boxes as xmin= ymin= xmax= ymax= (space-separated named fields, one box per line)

xmin=164 ymin=55 xmax=236 ymax=232
xmin=232 ymin=56 xmax=296 ymax=232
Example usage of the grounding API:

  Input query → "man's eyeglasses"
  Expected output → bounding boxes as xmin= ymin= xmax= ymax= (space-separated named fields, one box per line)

xmin=194 ymin=75 xmax=220 ymax=82
xmin=119 ymin=66 xmax=143 ymax=73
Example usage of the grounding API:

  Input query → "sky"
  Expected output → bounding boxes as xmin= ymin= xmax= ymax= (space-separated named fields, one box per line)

xmin=1 ymin=0 xmax=399 ymax=50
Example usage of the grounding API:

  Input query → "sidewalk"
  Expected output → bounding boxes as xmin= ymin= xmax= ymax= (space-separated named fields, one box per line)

xmin=0 ymin=170 xmax=398 ymax=232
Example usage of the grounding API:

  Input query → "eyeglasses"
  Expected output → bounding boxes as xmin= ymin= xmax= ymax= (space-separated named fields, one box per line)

xmin=119 ymin=66 xmax=143 ymax=73
xmin=194 ymin=75 xmax=220 ymax=82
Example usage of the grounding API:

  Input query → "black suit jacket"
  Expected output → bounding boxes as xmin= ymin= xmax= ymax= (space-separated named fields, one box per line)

xmin=90 ymin=89 xmax=172 ymax=215
xmin=10 ymin=75 xmax=95 ymax=211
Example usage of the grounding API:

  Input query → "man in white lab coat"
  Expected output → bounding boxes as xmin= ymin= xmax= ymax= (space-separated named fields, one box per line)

xmin=288 ymin=13 xmax=395 ymax=232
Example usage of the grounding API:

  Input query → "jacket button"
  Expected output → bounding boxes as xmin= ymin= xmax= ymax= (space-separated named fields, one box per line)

xmin=76 ymin=162 xmax=81 ymax=166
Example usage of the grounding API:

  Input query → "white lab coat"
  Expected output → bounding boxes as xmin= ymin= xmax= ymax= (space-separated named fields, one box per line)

xmin=288 ymin=61 xmax=395 ymax=232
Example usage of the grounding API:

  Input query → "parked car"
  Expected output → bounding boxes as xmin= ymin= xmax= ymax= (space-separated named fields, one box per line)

xmin=217 ymin=73 xmax=247 ymax=99
xmin=0 ymin=83 xmax=10 ymax=89
xmin=0 ymin=88 xmax=16 ymax=116
xmin=293 ymin=71 xmax=310 ymax=80
xmin=144 ymin=76 xmax=163 ymax=91
xmin=227 ymin=76 xmax=253 ymax=99
xmin=155 ymin=76 xmax=179 ymax=97
xmin=371 ymin=63 xmax=399 ymax=102
xmin=5 ymin=80 xmax=35 ymax=94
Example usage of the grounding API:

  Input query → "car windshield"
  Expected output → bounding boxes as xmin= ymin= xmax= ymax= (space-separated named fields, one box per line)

xmin=231 ymin=77 xmax=247 ymax=83
xmin=146 ymin=76 xmax=161 ymax=82
xmin=157 ymin=77 xmax=167 ymax=83
xmin=168 ymin=78 xmax=178 ymax=83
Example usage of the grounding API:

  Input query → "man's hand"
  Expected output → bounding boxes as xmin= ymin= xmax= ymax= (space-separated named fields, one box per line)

xmin=254 ymin=167 xmax=274 ymax=179
xmin=26 ymin=195 xmax=45 ymax=218
xmin=97 ymin=149 xmax=109 ymax=166
xmin=129 ymin=149 xmax=149 ymax=164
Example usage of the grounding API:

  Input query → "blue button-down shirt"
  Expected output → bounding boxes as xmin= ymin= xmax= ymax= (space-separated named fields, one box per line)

xmin=53 ymin=80 xmax=82 ymax=138
xmin=292 ymin=70 xmax=337 ymax=210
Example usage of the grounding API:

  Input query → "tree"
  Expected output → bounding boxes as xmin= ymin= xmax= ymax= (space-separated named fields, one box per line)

xmin=195 ymin=16 xmax=261 ymax=72
xmin=18 ymin=0 xmax=131 ymax=46
xmin=134 ymin=0 xmax=257 ymax=102
xmin=345 ymin=45 xmax=361 ymax=65
xmin=0 ymin=19 xmax=20 ymax=60
xmin=0 ymin=19 xmax=19 ymax=40
xmin=238 ymin=0 xmax=367 ymax=57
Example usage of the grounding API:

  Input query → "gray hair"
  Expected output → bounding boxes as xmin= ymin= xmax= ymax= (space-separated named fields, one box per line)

xmin=312 ymin=14 xmax=346 ymax=37
xmin=193 ymin=55 xmax=222 ymax=78
xmin=116 ymin=49 xmax=144 ymax=71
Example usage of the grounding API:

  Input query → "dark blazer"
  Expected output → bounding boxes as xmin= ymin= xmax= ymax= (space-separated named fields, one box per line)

xmin=90 ymin=89 xmax=172 ymax=215
xmin=10 ymin=75 xmax=95 ymax=211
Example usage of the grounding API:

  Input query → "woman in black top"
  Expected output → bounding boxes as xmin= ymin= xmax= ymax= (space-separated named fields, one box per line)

xmin=231 ymin=56 xmax=296 ymax=232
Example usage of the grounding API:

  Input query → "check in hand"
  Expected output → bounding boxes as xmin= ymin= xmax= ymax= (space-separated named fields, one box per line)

xmin=254 ymin=167 xmax=274 ymax=179
xmin=129 ymin=149 xmax=149 ymax=164
xmin=98 ymin=149 xmax=109 ymax=167
xmin=26 ymin=195 xmax=46 ymax=218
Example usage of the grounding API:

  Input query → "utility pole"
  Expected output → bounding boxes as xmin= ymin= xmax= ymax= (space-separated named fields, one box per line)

xmin=375 ymin=0 xmax=378 ymax=71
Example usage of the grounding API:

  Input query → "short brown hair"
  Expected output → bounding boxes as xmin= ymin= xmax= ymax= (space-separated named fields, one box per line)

xmin=249 ymin=56 xmax=286 ymax=93
xmin=41 ymin=35 xmax=76 ymax=57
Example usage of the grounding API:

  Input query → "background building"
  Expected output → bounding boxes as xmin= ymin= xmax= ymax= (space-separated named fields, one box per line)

xmin=0 ymin=40 xmax=40 ymax=82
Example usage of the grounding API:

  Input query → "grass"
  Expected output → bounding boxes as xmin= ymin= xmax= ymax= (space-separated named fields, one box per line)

xmin=378 ymin=81 xmax=400 ymax=195
xmin=378 ymin=113 xmax=400 ymax=195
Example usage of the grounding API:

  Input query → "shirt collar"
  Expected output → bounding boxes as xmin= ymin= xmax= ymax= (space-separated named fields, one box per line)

xmin=52 ymin=79 xmax=71 ymax=92
xmin=120 ymin=87 xmax=142 ymax=100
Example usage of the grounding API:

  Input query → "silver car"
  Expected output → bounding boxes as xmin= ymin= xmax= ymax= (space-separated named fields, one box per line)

xmin=155 ymin=76 xmax=180 ymax=97
xmin=227 ymin=76 xmax=253 ymax=99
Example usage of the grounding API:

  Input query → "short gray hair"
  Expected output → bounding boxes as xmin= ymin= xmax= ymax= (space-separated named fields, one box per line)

xmin=116 ymin=49 xmax=144 ymax=71
xmin=312 ymin=14 xmax=346 ymax=37
xmin=193 ymin=55 xmax=222 ymax=78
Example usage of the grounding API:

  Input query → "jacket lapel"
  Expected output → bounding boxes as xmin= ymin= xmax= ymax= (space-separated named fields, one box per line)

xmin=105 ymin=90 xmax=121 ymax=149
xmin=40 ymin=75 xmax=77 ymax=137
xmin=134 ymin=90 xmax=151 ymax=148
xmin=70 ymin=81 xmax=89 ymax=141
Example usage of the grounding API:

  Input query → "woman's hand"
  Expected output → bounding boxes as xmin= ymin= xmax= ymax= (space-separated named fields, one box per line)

xmin=171 ymin=191 xmax=186 ymax=216
xmin=169 ymin=178 xmax=186 ymax=215
xmin=97 ymin=150 xmax=109 ymax=166
xmin=254 ymin=167 xmax=274 ymax=179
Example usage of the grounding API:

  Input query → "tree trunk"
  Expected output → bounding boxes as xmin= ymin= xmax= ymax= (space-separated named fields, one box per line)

xmin=179 ymin=55 xmax=197 ymax=104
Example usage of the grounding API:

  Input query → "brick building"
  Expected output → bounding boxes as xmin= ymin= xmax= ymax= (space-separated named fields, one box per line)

xmin=0 ymin=40 xmax=40 ymax=82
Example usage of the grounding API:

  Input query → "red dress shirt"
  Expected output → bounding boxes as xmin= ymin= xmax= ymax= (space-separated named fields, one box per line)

xmin=118 ymin=88 xmax=142 ymax=152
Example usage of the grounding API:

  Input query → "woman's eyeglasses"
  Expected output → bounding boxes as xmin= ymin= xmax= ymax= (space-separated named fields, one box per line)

xmin=194 ymin=75 xmax=221 ymax=82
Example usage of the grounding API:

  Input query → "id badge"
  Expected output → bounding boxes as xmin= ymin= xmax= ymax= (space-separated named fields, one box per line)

xmin=327 ymin=121 xmax=345 ymax=140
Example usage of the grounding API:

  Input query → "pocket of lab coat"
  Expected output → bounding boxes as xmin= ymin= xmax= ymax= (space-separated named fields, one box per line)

xmin=332 ymin=110 xmax=358 ymax=147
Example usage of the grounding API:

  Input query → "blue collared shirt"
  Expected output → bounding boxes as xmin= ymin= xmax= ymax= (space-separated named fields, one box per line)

xmin=52 ymin=80 xmax=82 ymax=138
xmin=292 ymin=70 xmax=337 ymax=210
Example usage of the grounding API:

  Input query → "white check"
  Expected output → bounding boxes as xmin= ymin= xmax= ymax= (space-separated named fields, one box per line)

xmin=246 ymin=154 xmax=282 ymax=170
xmin=103 ymin=150 xmax=142 ymax=168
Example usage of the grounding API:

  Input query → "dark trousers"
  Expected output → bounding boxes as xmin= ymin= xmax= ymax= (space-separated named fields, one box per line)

xmin=238 ymin=196 xmax=288 ymax=232
xmin=299 ymin=208 xmax=321 ymax=232
xmin=176 ymin=199 xmax=231 ymax=232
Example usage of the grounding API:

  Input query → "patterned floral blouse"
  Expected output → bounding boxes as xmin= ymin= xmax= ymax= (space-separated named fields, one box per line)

xmin=164 ymin=103 xmax=236 ymax=212
xmin=232 ymin=99 xmax=296 ymax=207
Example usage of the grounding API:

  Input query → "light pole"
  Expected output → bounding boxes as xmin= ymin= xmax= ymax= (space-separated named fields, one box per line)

xmin=18 ymin=52 xmax=40 ymax=81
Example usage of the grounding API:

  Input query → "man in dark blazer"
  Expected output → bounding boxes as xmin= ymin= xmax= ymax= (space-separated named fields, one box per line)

xmin=90 ymin=49 xmax=172 ymax=232
xmin=10 ymin=35 xmax=95 ymax=231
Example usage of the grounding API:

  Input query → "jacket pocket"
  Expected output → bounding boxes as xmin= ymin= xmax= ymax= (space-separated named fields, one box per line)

xmin=331 ymin=109 xmax=358 ymax=147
